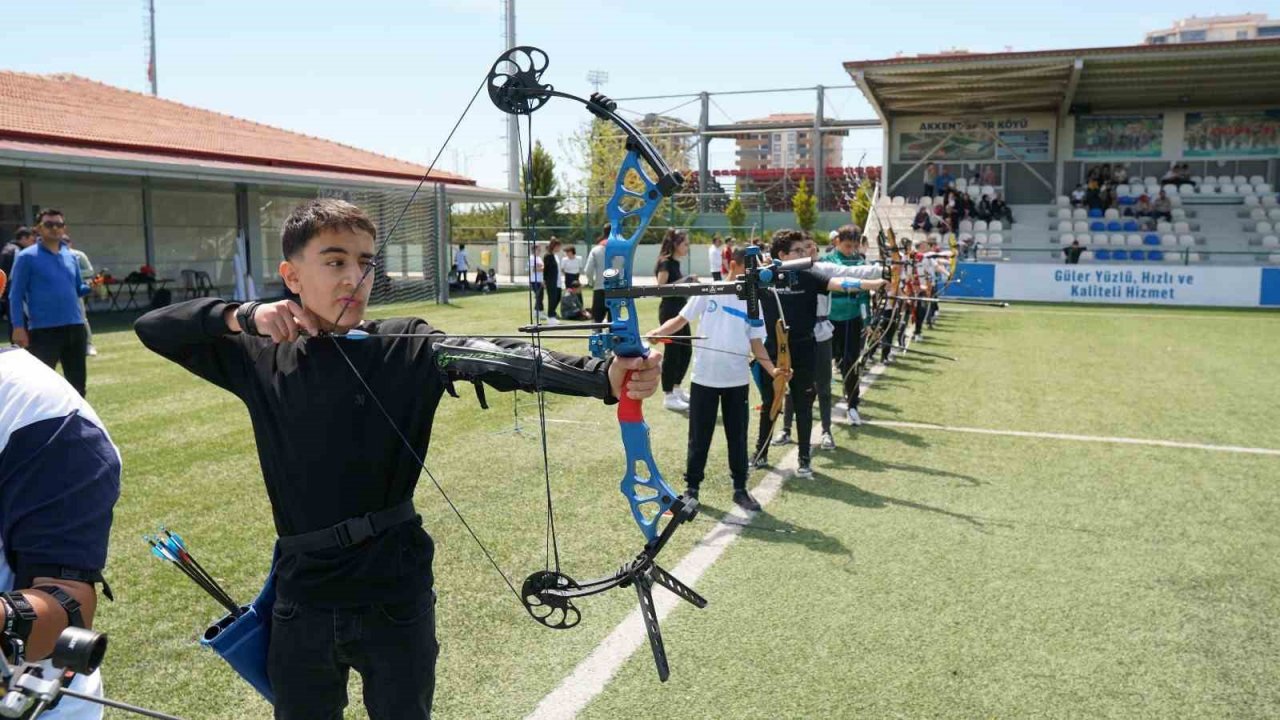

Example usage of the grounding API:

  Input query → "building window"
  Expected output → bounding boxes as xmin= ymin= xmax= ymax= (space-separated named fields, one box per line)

xmin=1259 ymin=25 xmax=1280 ymax=37
xmin=1149 ymin=35 xmax=1167 ymax=44
xmin=1236 ymin=29 xmax=1249 ymax=39
xmin=1180 ymin=29 xmax=1207 ymax=42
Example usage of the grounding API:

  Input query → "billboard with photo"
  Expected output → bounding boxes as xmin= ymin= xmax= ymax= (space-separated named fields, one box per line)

xmin=894 ymin=115 xmax=1055 ymax=163
xmin=1184 ymin=110 xmax=1280 ymax=157
xmin=1072 ymin=115 xmax=1163 ymax=158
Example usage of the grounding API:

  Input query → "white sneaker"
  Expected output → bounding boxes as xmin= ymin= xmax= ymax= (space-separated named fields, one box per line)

xmin=86 ymin=345 xmax=98 ymax=357
xmin=675 ymin=387 xmax=690 ymax=403
xmin=794 ymin=464 xmax=814 ymax=479
xmin=545 ymin=316 xmax=560 ymax=326
xmin=663 ymin=392 xmax=689 ymax=412
xmin=847 ymin=407 xmax=863 ymax=426
xmin=819 ymin=432 xmax=836 ymax=451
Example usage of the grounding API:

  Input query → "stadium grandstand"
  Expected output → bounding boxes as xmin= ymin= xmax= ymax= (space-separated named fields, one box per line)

xmin=845 ymin=38 xmax=1280 ymax=271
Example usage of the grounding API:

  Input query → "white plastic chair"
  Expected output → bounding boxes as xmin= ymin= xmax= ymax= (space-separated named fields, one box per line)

xmin=1232 ymin=175 xmax=1248 ymax=186
xmin=1060 ymin=233 xmax=1075 ymax=245
xmin=1190 ymin=175 xmax=1204 ymax=185
xmin=1200 ymin=175 xmax=1216 ymax=186
xmin=1072 ymin=208 xmax=1088 ymax=220
xmin=1173 ymin=222 xmax=1191 ymax=234
xmin=1057 ymin=208 xmax=1072 ymax=220
xmin=1116 ymin=184 xmax=1132 ymax=197
xmin=1178 ymin=234 xmax=1196 ymax=247
xmin=1216 ymin=175 xmax=1232 ymax=186
xmin=955 ymin=178 xmax=969 ymax=191
xmin=1162 ymin=184 xmax=1178 ymax=195
xmin=987 ymin=233 xmax=1003 ymax=245
xmin=1074 ymin=221 xmax=1091 ymax=233
xmin=981 ymin=185 xmax=995 ymax=198
xmin=972 ymin=220 xmax=988 ymax=232
xmin=1261 ymin=235 xmax=1280 ymax=248
xmin=1244 ymin=195 xmax=1261 ymax=207
xmin=988 ymin=220 xmax=1003 ymax=232
xmin=1111 ymin=233 xmax=1127 ymax=246
xmin=1056 ymin=195 xmax=1070 ymax=207
xmin=1218 ymin=184 xmax=1237 ymax=195
xmin=1269 ymin=209 xmax=1280 ymax=222
xmin=1171 ymin=208 xmax=1186 ymax=221
xmin=1251 ymin=208 xmax=1267 ymax=220
xmin=1256 ymin=183 xmax=1274 ymax=194
xmin=1126 ymin=234 xmax=1143 ymax=247
xmin=1094 ymin=233 xmax=1112 ymax=246
xmin=1270 ymin=253 xmax=1280 ymax=264
xmin=892 ymin=196 xmax=906 ymax=206
xmin=1104 ymin=208 xmax=1120 ymax=220
xmin=1249 ymin=175 xmax=1265 ymax=186
xmin=1157 ymin=221 xmax=1173 ymax=233
xmin=973 ymin=233 xmax=989 ymax=245
xmin=1057 ymin=220 xmax=1073 ymax=233
xmin=1080 ymin=250 xmax=1094 ymax=263
xmin=1258 ymin=221 xmax=1275 ymax=234
xmin=1169 ymin=195 xmax=1184 ymax=207
xmin=1160 ymin=234 xmax=1178 ymax=248
xmin=959 ymin=220 xmax=974 ymax=233
xmin=1262 ymin=195 xmax=1278 ymax=207
xmin=1143 ymin=176 xmax=1158 ymax=186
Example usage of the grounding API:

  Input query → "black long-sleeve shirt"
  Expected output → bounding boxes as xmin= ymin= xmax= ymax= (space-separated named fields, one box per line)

xmin=135 ymin=298 xmax=614 ymax=607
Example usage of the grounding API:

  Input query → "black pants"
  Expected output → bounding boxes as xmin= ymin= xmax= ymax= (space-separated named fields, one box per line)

xmin=756 ymin=338 xmax=816 ymax=467
xmin=545 ymin=284 xmax=562 ymax=318
xmin=658 ymin=303 xmax=691 ymax=392
xmin=589 ymin=289 xmax=611 ymax=323
xmin=913 ymin=299 xmax=927 ymax=337
xmin=532 ymin=282 xmax=544 ymax=313
xmin=268 ymin=590 xmax=439 ymax=720
xmin=684 ymin=383 xmax=749 ymax=492
xmin=831 ymin=318 xmax=864 ymax=410
xmin=783 ymin=338 xmax=833 ymax=434
xmin=711 ymin=272 xmax=722 ymax=282
xmin=28 ymin=324 xmax=88 ymax=397
xmin=563 ymin=272 xmax=579 ymax=287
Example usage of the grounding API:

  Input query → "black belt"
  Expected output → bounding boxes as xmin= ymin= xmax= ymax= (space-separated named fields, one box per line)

xmin=278 ymin=500 xmax=419 ymax=554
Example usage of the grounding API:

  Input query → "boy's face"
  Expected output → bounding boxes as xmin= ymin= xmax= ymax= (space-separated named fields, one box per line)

xmin=279 ymin=228 xmax=376 ymax=331
xmin=836 ymin=238 xmax=856 ymax=256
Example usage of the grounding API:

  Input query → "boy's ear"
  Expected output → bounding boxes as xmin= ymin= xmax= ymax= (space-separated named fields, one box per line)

xmin=280 ymin=259 xmax=302 ymax=294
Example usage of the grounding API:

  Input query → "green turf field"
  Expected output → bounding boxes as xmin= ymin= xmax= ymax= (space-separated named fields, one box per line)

xmin=76 ymin=296 xmax=1280 ymax=719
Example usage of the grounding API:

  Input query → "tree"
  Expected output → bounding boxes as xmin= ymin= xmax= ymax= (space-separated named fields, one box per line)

xmin=725 ymin=185 xmax=747 ymax=237
xmin=850 ymin=180 xmax=873 ymax=230
xmin=792 ymin=177 xmax=817 ymax=232
xmin=522 ymin=141 xmax=562 ymax=228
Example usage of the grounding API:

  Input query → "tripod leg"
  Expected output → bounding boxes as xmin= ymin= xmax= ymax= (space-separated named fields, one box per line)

xmin=633 ymin=572 xmax=670 ymax=682
xmin=650 ymin=564 xmax=707 ymax=609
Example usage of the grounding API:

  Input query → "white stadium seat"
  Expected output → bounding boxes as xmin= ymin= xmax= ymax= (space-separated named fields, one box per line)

xmin=1093 ymin=233 xmax=1111 ymax=246
xmin=960 ymin=220 xmax=974 ymax=233
xmin=988 ymin=233 xmax=1004 ymax=244
xmin=1164 ymin=251 xmax=1182 ymax=263
xmin=1200 ymin=175 xmax=1216 ymax=186
xmin=1143 ymin=176 xmax=1158 ymax=186
xmin=1074 ymin=221 xmax=1091 ymax=233
xmin=1171 ymin=208 xmax=1186 ymax=221
xmin=1162 ymin=184 xmax=1178 ymax=195
xmin=1263 ymin=195 xmax=1278 ymax=207
xmin=1178 ymin=234 xmax=1196 ymax=247
xmin=958 ymin=232 xmax=974 ymax=244
xmin=1258 ymin=183 xmax=1275 ymax=194
xmin=1104 ymin=208 xmax=1120 ymax=220
xmin=1249 ymin=175 xmax=1265 ymax=186
xmin=891 ymin=196 xmax=906 ymax=206
xmin=1270 ymin=254 xmax=1280 ymax=264
xmin=1251 ymin=208 xmax=1267 ymax=220
xmin=1190 ymin=175 xmax=1203 ymax=185
xmin=973 ymin=233 xmax=988 ymax=244
xmin=1056 ymin=195 xmax=1070 ymax=207
xmin=988 ymin=220 xmax=1003 ymax=232
xmin=1169 ymin=195 xmax=1183 ymax=207
xmin=1111 ymin=233 xmax=1127 ymax=246
xmin=1257 ymin=221 xmax=1275 ymax=234
xmin=1187 ymin=252 xmax=1201 ymax=263
xmin=1261 ymin=235 xmax=1280 ymax=248
xmin=973 ymin=220 xmax=988 ymax=232
xmin=1116 ymin=184 xmax=1132 ymax=197
xmin=1232 ymin=175 xmax=1248 ymax=185
xmin=1218 ymin=184 xmax=1237 ymax=195
xmin=956 ymin=178 xmax=968 ymax=190
xmin=1160 ymin=234 xmax=1178 ymax=248
xmin=1057 ymin=220 xmax=1073 ymax=233
xmin=1217 ymin=175 xmax=1232 ymax=185
xmin=1269 ymin=209 xmax=1280 ymax=221
xmin=1173 ymin=222 xmax=1191 ymax=234
xmin=1060 ymin=233 xmax=1075 ymax=245
xmin=1080 ymin=250 xmax=1094 ymax=263
xmin=1245 ymin=194 xmax=1261 ymax=207
xmin=1157 ymin=221 xmax=1173 ymax=233
xmin=1072 ymin=208 xmax=1088 ymax=220
xmin=1126 ymin=234 xmax=1143 ymax=247
xmin=1058 ymin=208 xmax=1072 ymax=220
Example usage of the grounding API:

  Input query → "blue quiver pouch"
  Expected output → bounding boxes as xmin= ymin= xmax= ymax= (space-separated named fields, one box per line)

xmin=199 ymin=548 xmax=277 ymax=704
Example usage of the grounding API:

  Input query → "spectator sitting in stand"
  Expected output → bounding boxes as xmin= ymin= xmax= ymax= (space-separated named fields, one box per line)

xmin=976 ymin=194 xmax=993 ymax=222
xmin=935 ymin=167 xmax=954 ymax=196
xmin=1070 ymin=184 xmax=1086 ymax=207
xmin=911 ymin=207 xmax=933 ymax=231
xmin=923 ymin=164 xmax=937 ymax=198
xmin=990 ymin=193 xmax=1013 ymax=224
xmin=1126 ymin=195 xmax=1152 ymax=218
xmin=1063 ymin=239 xmax=1085 ymax=264
xmin=1152 ymin=191 xmax=1173 ymax=221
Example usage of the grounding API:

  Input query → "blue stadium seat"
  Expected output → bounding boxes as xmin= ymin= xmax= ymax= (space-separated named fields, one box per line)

xmin=1143 ymin=233 xmax=1160 ymax=246
xmin=1118 ymin=196 xmax=1136 ymax=206
xmin=1095 ymin=249 xmax=1112 ymax=261
xmin=1090 ymin=221 xmax=1106 ymax=232
xmin=1112 ymin=249 xmax=1128 ymax=261
xmin=1123 ymin=220 xmax=1140 ymax=232
xmin=1128 ymin=250 xmax=1145 ymax=261
xmin=1107 ymin=221 xmax=1123 ymax=232
xmin=1088 ymin=208 xmax=1103 ymax=218
xmin=1148 ymin=250 xmax=1164 ymax=261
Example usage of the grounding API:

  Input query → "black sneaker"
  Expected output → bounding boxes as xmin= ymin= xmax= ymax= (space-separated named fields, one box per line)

xmin=732 ymin=490 xmax=762 ymax=513
xmin=749 ymin=458 xmax=770 ymax=471
xmin=773 ymin=429 xmax=793 ymax=446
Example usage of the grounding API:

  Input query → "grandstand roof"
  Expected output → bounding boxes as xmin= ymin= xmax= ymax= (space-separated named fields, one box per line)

xmin=844 ymin=39 xmax=1280 ymax=118
xmin=0 ymin=72 xmax=516 ymax=199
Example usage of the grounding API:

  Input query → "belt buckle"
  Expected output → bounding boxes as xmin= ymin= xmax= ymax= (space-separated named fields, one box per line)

xmin=336 ymin=514 xmax=376 ymax=548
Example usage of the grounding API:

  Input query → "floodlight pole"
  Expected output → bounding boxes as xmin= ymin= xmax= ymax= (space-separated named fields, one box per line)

xmin=504 ymin=0 xmax=521 ymax=234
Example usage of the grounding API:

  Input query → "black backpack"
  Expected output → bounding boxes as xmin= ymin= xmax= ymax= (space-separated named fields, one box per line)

xmin=149 ymin=288 xmax=172 ymax=309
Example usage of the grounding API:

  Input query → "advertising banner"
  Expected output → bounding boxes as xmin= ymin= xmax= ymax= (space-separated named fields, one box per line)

xmin=895 ymin=115 xmax=1056 ymax=163
xmin=1072 ymin=115 xmax=1163 ymax=158
xmin=1184 ymin=110 xmax=1280 ymax=157
xmin=944 ymin=263 xmax=1278 ymax=308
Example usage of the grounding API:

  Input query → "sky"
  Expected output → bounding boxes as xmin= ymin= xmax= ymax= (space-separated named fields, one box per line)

xmin=0 ymin=1 xmax=1268 ymax=192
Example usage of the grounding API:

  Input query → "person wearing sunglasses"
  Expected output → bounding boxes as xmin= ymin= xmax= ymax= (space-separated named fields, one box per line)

xmin=7 ymin=208 xmax=92 ymax=396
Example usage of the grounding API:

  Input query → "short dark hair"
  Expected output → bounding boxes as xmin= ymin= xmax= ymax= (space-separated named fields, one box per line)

xmin=281 ymin=199 xmax=377 ymax=259
xmin=731 ymin=247 xmax=748 ymax=266
xmin=38 ymin=207 xmax=63 ymax=221
xmin=14 ymin=226 xmax=32 ymax=240
xmin=836 ymin=224 xmax=860 ymax=243
xmin=769 ymin=229 xmax=804 ymax=258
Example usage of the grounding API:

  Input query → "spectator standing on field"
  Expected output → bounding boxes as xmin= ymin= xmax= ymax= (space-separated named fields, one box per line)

xmin=581 ymin=225 xmax=611 ymax=323
xmin=1 ymin=226 xmax=36 ymax=335
xmin=7 ymin=208 xmax=92 ymax=396
xmin=561 ymin=246 xmax=582 ymax=288
xmin=66 ymin=239 xmax=98 ymax=357
xmin=708 ymin=235 xmax=723 ymax=281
